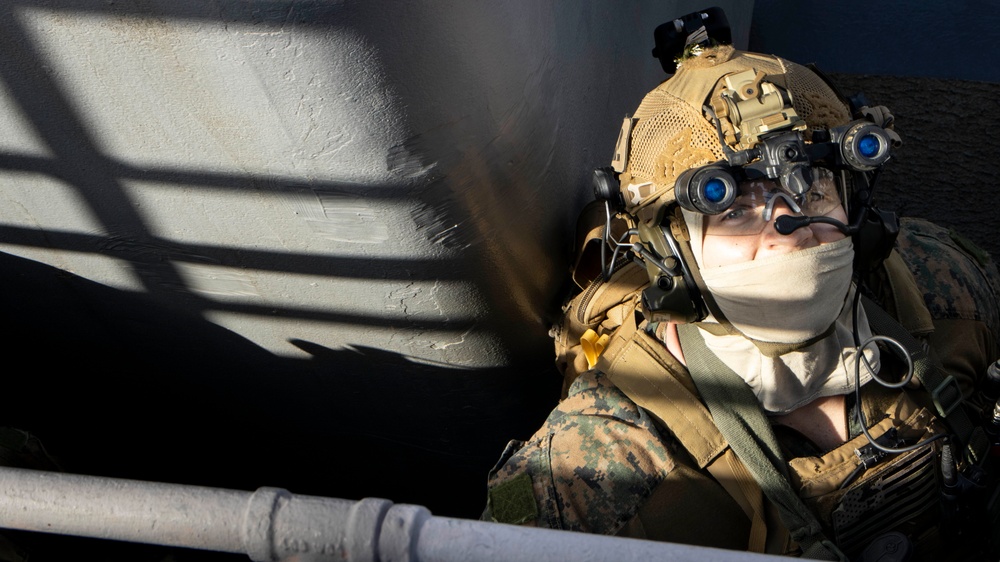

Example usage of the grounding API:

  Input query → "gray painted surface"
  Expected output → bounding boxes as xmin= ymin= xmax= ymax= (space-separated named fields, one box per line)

xmin=0 ymin=1 xmax=750 ymax=368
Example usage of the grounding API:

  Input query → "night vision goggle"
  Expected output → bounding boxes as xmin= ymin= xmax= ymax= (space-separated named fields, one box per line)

xmin=675 ymin=120 xmax=894 ymax=217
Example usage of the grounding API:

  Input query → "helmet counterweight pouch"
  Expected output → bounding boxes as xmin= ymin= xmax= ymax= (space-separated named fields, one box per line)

xmin=553 ymin=201 xmax=650 ymax=395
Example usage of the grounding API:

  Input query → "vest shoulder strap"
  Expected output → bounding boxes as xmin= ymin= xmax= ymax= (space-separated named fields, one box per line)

xmin=677 ymin=324 xmax=845 ymax=561
xmin=596 ymin=306 xmax=771 ymax=553
xmin=596 ymin=303 xmax=726 ymax=468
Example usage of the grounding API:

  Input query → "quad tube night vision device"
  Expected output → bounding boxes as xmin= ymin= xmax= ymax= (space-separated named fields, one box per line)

xmin=672 ymin=64 xmax=896 ymax=217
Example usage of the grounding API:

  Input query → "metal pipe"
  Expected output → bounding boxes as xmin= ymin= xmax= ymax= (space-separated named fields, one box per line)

xmin=0 ymin=466 xmax=784 ymax=561
xmin=0 ymin=465 xmax=249 ymax=553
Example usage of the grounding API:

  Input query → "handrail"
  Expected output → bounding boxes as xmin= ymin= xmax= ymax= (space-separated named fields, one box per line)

xmin=0 ymin=466 xmax=785 ymax=561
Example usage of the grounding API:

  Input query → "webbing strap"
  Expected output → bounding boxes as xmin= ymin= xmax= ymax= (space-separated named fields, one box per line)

xmin=599 ymin=310 xmax=768 ymax=552
xmin=860 ymin=295 xmax=989 ymax=464
xmin=712 ymin=448 xmax=768 ymax=553
xmin=677 ymin=324 xmax=845 ymax=561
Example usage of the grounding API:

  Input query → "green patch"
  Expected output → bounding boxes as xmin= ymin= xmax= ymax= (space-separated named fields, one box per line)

xmin=488 ymin=473 xmax=538 ymax=525
xmin=949 ymin=228 xmax=991 ymax=267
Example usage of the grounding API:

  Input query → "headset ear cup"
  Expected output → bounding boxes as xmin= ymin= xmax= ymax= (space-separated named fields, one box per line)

xmin=852 ymin=207 xmax=900 ymax=275
xmin=637 ymin=214 xmax=706 ymax=324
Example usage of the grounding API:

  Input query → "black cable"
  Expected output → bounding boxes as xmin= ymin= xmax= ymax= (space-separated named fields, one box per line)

xmin=850 ymin=289 xmax=950 ymax=454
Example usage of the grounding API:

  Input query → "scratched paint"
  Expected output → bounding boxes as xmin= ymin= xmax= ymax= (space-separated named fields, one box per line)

xmin=177 ymin=263 xmax=259 ymax=298
xmin=302 ymin=189 xmax=389 ymax=244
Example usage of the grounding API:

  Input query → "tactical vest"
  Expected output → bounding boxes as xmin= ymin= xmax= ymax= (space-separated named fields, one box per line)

xmin=551 ymin=215 xmax=1000 ymax=559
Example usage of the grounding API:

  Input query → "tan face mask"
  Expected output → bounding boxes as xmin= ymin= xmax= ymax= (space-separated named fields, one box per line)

xmin=699 ymin=285 xmax=878 ymax=414
xmin=700 ymin=238 xmax=855 ymax=344
xmin=680 ymin=209 xmax=878 ymax=414
xmin=682 ymin=208 xmax=853 ymax=344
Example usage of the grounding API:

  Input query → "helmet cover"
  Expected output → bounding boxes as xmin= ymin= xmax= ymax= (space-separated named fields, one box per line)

xmin=619 ymin=45 xmax=852 ymax=218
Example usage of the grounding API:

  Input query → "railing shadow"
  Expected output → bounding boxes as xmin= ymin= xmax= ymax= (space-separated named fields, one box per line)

xmin=0 ymin=2 xmax=607 ymax=558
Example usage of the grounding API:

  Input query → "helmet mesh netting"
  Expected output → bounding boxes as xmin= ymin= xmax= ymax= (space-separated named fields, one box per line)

xmin=621 ymin=52 xmax=849 ymax=213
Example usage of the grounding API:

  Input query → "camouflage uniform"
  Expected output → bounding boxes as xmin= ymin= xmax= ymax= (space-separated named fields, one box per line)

xmin=483 ymin=217 xmax=1000 ymax=556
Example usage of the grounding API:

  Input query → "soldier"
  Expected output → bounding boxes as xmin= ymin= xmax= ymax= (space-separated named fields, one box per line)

xmin=483 ymin=12 xmax=1000 ymax=561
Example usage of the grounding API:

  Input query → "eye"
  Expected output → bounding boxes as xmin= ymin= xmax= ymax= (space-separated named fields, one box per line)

xmin=719 ymin=205 xmax=750 ymax=222
xmin=805 ymin=190 xmax=827 ymax=204
xmin=800 ymin=182 xmax=839 ymax=213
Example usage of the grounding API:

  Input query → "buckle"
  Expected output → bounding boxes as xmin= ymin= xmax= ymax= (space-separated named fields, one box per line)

xmin=931 ymin=375 xmax=962 ymax=418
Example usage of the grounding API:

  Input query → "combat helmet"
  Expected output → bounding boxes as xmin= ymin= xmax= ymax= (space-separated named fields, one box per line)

xmin=594 ymin=13 xmax=900 ymax=326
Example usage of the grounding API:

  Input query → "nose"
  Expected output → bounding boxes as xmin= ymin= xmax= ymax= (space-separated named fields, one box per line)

xmin=758 ymin=198 xmax=818 ymax=258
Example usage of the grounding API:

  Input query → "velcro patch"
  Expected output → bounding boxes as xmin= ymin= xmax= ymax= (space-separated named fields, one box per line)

xmin=487 ymin=473 xmax=538 ymax=525
xmin=949 ymin=228 xmax=991 ymax=267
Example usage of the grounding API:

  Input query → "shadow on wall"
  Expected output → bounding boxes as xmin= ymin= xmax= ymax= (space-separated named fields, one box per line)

xmin=0 ymin=8 xmax=608 ymax=562
xmin=0 ymin=248 xmax=561 ymax=559
xmin=0 ymin=1 xmax=517 ymax=348
xmin=0 ymin=0 xmax=566 ymax=513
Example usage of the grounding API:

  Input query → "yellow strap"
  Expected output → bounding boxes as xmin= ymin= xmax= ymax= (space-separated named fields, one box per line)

xmin=580 ymin=329 xmax=611 ymax=370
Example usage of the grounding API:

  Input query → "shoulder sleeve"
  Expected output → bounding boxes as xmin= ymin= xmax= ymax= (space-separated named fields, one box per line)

xmin=484 ymin=370 xmax=676 ymax=535
xmin=893 ymin=217 xmax=1000 ymax=395
xmin=895 ymin=217 xmax=1000 ymax=331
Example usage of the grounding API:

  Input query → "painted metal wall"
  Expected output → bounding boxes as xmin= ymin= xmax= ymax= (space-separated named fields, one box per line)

xmin=0 ymin=2 xmax=752 ymax=558
xmin=0 ymin=1 xmax=751 ymax=369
